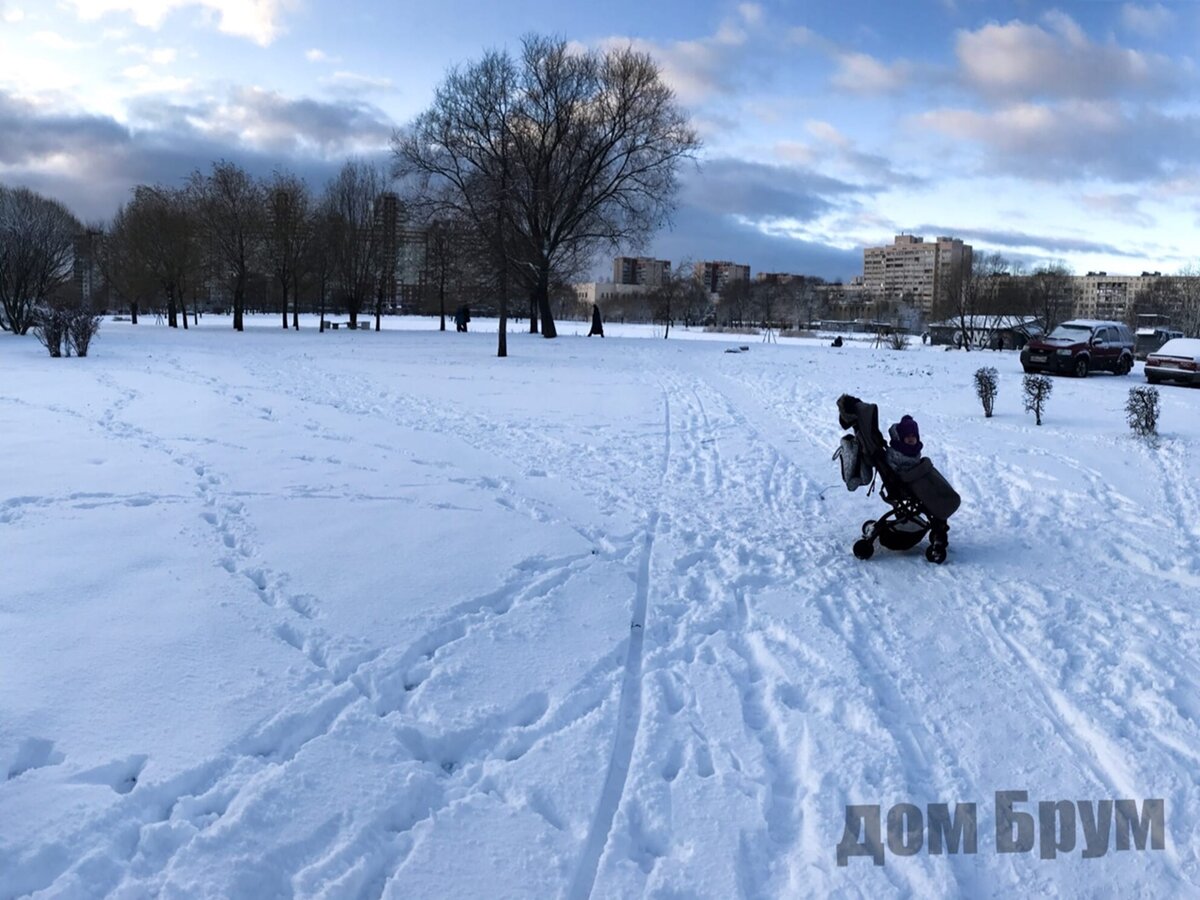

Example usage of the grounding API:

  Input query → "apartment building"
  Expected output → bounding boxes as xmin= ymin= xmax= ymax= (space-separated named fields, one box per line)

xmin=1071 ymin=272 xmax=1162 ymax=321
xmin=613 ymin=256 xmax=671 ymax=286
xmin=862 ymin=234 xmax=972 ymax=314
xmin=695 ymin=260 xmax=750 ymax=294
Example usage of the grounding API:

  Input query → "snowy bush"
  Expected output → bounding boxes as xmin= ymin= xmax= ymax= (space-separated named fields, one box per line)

xmin=32 ymin=305 xmax=69 ymax=358
xmin=887 ymin=331 xmax=910 ymax=350
xmin=1125 ymin=385 xmax=1160 ymax=440
xmin=32 ymin=303 xmax=102 ymax=358
xmin=1022 ymin=373 xmax=1052 ymax=426
xmin=974 ymin=367 xmax=998 ymax=418
xmin=67 ymin=308 xmax=102 ymax=357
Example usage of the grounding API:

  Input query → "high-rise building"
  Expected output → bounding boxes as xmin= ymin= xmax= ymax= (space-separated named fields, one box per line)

xmin=862 ymin=234 xmax=972 ymax=313
xmin=695 ymin=260 xmax=750 ymax=294
xmin=613 ymin=256 xmax=671 ymax=286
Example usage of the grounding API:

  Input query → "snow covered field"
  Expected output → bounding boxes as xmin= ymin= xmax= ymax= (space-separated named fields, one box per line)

xmin=2 ymin=315 xmax=1199 ymax=898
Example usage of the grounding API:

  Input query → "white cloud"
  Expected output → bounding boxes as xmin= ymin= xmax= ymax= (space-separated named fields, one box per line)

xmin=305 ymin=48 xmax=331 ymax=63
xmin=1080 ymin=192 xmax=1156 ymax=228
xmin=1120 ymin=3 xmax=1174 ymax=38
xmin=3 ymin=5 xmax=25 ymax=23
xmin=323 ymin=71 xmax=394 ymax=93
xmin=595 ymin=8 xmax=772 ymax=106
xmin=64 ymin=0 xmax=296 ymax=46
xmin=118 ymin=43 xmax=177 ymax=64
xmin=830 ymin=52 xmax=911 ymax=94
xmin=916 ymin=101 xmax=1200 ymax=183
xmin=955 ymin=16 xmax=1175 ymax=101
xmin=33 ymin=31 xmax=86 ymax=51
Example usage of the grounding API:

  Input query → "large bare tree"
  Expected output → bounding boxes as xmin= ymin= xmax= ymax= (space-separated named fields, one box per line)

xmin=323 ymin=160 xmax=387 ymax=330
xmin=266 ymin=171 xmax=314 ymax=330
xmin=394 ymin=34 xmax=699 ymax=350
xmin=189 ymin=161 xmax=264 ymax=331
xmin=110 ymin=185 xmax=201 ymax=329
xmin=0 ymin=185 xmax=81 ymax=334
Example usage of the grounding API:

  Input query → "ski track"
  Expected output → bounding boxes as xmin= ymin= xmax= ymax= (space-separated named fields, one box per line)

xmin=5 ymin=341 xmax=1198 ymax=897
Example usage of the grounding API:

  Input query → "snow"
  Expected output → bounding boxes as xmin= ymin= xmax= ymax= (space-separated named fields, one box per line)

xmin=2 ymin=315 xmax=1199 ymax=898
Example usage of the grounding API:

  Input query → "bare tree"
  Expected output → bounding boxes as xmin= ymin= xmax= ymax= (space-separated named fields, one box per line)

xmin=324 ymin=160 xmax=387 ymax=330
xmin=98 ymin=208 xmax=152 ymax=324
xmin=395 ymin=34 xmax=700 ymax=348
xmin=719 ymin=278 xmax=751 ymax=328
xmin=266 ymin=171 xmax=314 ymax=330
xmin=114 ymin=186 xmax=200 ymax=329
xmin=1028 ymin=263 xmax=1074 ymax=333
xmin=189 ymin=161 xmax=264 ymax=331
xmin=0 ymin=185 xmax=81 ymax=334
xmin=1175 ymin=264 xmax=1200 ymax=337
xmin=935 ymin=251 xmax=1009 ymax=350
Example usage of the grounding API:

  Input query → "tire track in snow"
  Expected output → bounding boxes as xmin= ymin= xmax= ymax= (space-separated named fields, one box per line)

xmin=568 ymin=388 xmax=668 ymax=900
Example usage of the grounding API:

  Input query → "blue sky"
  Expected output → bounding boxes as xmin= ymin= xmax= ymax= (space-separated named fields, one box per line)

xmin=2 ymin=0 xmax=1199 ymax=280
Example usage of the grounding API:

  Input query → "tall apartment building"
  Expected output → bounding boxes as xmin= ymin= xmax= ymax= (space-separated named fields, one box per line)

xmin=695 ymin=260 xmax=750 ymax=294
xmin=862 ymin=234 xmax=972 ymax=313
xmin=1071 ymin=272 xmax=1162 ymax=321
xmin=613 ymin=256 xmax=671 ymax=286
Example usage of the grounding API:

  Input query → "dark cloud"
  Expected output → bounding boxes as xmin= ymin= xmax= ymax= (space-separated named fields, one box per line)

xmin=913 ymin=223 xmax=1136 ymax=257
xmin=681 ymin=157 xmax=864 ymax=222
xmin=645 ymin=206 xmax=861 ymax=282
xmin=0 ymin=87 xmax=395 ymax=221
xmin=617 ymin=157 xmax=867 ymax=279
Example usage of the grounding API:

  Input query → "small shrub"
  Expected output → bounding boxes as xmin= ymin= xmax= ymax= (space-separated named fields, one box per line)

xmin=1022 ymin=373 xmax=1053 ymax=426
xmin=32 ymin=305 xmax=69 ymax=358
xmin=1125 ymin=385 xmax=1160 ymax=439
xmin=887 ymin=330 xmax=910 ymax=350
xmin=974 ymin=367 xmax=999 ymax=417
xmin=67 ymin=308 xmax=102 ymax=357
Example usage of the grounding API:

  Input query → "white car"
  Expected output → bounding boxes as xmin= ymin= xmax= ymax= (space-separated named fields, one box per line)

xmin=1145 ymin=337 xmax=1200 ymax=386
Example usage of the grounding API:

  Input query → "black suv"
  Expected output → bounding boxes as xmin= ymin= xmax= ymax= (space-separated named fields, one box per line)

xmin=1021 ymin=320 xmax=1135 ymax=377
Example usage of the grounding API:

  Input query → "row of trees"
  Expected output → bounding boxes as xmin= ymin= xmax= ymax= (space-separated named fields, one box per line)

xmin=102 ymin=159 xmax=403 ymax=333
xmin=2 ymin=34 xmax=700 ymax=358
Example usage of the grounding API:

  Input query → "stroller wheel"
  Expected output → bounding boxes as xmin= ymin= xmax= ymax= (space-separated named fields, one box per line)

xmin=925 ymin=545 xmax=947 ymax=564
xmin=853 ymin=539 xmax=875 ymax=560
xmin=861 ymin=519 xmax=876 ymax=538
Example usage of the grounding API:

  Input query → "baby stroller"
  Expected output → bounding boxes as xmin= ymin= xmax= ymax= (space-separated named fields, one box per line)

xmin=833 ymin=394 xmax=961 ymax=564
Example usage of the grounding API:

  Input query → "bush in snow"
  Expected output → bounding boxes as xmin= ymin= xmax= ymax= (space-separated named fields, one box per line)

xmin=887 ymin=330 xmax=910 ymax=350
xmin=1022 ymin=373 xmax=1052 ymax=426
xmin=1125 ymin=385 xmax=1160 ymax=440
xmin=32 ymin=305 xmax=70 ymax=358
xmin=67 ymin=308 xmax=102 ymax=357
xmin=974 ymin=367 xmax=999 ymax=418
xmin=32 ymin=302 xmax=102 ymax=358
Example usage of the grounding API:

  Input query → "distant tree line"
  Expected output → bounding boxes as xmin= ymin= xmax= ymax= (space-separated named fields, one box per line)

xmin=0 ymin=34 xmax=700 ymax=358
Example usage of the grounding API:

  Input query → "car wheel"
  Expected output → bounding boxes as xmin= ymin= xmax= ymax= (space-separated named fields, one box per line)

xmin=1023 ymin=366 xmax=1037 ymax=374
xmin=1116 ymin=355 xmax=1132 ymax=375
xmin=1073 ymin=356 xmax=1089 ymax=378
xmin=1147 ymin=375 xmax=1161 ymax=384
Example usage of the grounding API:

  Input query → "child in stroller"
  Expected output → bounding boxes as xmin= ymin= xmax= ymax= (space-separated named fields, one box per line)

xmin=833 ymin=394 xmax=961 ymax=564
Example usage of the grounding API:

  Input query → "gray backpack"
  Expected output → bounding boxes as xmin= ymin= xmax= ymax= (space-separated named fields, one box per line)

xmin=833 ymin=434 xmax=874 ymax=491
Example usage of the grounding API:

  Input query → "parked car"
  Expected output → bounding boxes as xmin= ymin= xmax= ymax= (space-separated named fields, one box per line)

xmin=1135 ymin=326 xmax=1184 ymax=360
xmin=1020 ymin=320 xmax=1135 ymax=377
xmin=1145 ymin=337 xmax=1200 ymax=386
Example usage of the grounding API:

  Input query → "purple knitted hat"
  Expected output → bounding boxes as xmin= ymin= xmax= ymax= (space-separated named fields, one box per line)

xmin=891 ymin=415 xmax=923 ymax=457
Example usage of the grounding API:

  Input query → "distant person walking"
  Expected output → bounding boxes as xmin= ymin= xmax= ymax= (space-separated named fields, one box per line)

xmin=588 ymin=303 xmax=605 ymax=338
xmin=455 ymin=305 xmax=470 ymax=333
